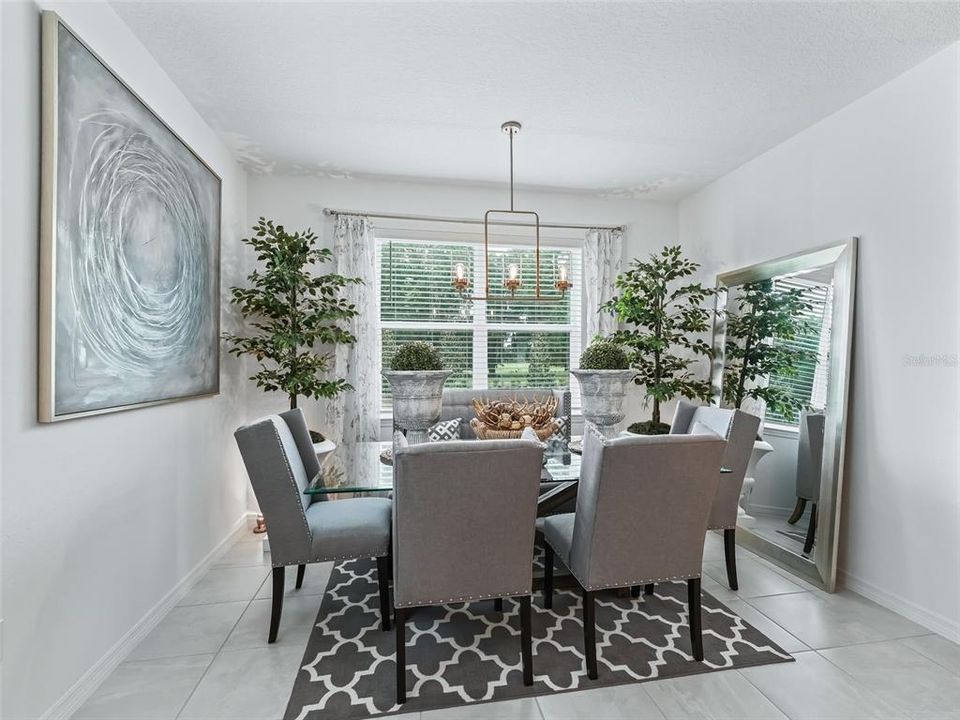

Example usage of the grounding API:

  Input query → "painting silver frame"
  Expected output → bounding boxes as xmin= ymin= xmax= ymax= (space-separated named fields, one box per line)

xmin=710 ymin=239 xmax=858 ymax=591
xmin=39 ymin=11 xmax=222 ymax=422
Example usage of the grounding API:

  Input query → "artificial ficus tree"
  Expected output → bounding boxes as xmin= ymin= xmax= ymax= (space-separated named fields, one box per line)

xmin=722 ymin=279 xmax=818 ymax=422
xmin=224 ymin=217 xmax=362 ymax=412
xmin=603 ymin=245 xmax=716 ymax=434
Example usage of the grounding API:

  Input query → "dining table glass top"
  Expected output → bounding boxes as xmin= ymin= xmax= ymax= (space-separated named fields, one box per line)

xmin=304 ymin=440 xmax=579 ymax=496
xmin=303 ymin=438 xmax=729 ymax=497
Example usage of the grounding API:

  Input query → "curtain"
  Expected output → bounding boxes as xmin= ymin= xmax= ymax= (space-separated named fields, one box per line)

xmin=328 ymin=214 xmax=381 ymax=445
xmin=582 ymin=227 xmax=624 ymax=341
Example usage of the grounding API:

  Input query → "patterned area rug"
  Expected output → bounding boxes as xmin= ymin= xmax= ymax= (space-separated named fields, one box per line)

xmin=284 ymin=557 xmax=793 ymax=719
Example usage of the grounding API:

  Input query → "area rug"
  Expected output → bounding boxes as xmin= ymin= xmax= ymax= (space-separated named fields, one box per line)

xmin=284 ymin=557 xmax=793 ymax=719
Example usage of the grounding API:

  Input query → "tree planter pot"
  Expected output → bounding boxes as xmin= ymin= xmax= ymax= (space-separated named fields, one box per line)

xmin=382 ymin=370 xmax=452 ymax=444
xmin=571 ymin=369 xmax=637 ymax=438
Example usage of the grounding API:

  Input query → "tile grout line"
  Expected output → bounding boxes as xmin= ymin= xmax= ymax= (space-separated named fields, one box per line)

xmin=812 ymin=632 xmax=937 ymax=653
xmin=173 ymin=538 xmax=267 ymax=720
xmin=894 ymin=635 xmax=960 ymax=674
xmin=173 ymin=601 xmax=255 ymax=719
xmin=810 ymin=646 xmax=918 ymax=717
xmin=636 ymin=679 xmax=691 ymax=720
xmin=734 ymin=663 xmax=801 ymax=720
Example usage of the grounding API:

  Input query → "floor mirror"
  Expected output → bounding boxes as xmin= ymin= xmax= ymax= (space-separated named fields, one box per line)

xmin=710 ymin=239 xmax=857 ymax=591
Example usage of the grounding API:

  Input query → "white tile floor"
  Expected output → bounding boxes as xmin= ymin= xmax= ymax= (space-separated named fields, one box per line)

xmin=73 ymin=531 xmax=959 ymax=720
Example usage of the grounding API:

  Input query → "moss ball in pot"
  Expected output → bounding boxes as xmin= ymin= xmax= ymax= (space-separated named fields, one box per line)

xmin=382 ymin=342 xmax=451 ymax=444
xmin=571 ymin=338 xmax=636 ymax=437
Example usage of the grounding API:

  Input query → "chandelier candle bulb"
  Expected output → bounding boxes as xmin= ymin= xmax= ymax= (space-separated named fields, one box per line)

xmin=555 ymin=261 xmax=573 ymax=294
xmin=504 ymin=263 xmax=522 ymax=295
xmin=452 ymin=262 xmax=469 ymax=293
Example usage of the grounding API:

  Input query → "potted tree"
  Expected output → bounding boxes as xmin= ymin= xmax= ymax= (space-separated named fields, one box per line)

xmin=571 ymin=338 xmax=636 ymax=437
xmin=722 ymin=279 xmax=819 ymax=514
xmin=224 ymin=217 xmax=361 ymax=443
xmin=603 ymin=245 xmax=716 ymax=435
xmin=723 ymin=279 xmax=819 ymax=425
xmin=382 ymin=342 xmax=452 ymax=444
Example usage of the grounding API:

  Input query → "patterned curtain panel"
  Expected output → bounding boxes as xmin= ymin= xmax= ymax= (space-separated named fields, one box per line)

xmin=329 ymin=214 xmax=381 ymax=444
xmin=582 ymin=227 xmax=624 ymax=341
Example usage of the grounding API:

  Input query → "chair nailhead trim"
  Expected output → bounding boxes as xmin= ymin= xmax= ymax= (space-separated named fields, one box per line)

xmin=396 ymin=590 xmax=529 ymax=608
xmin=268 ymin=423 xmax=312 ymax=543
xmin=584 ymin=573 xmax=702 ymax=591
xmin=274 ymin=548 xmax=389 ymax=567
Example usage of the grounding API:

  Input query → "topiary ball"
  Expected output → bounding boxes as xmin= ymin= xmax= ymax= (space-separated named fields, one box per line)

xmin=390 ymin=341 xmax=445 ymax=371
xmin=579 ymin=339 xmax=630 ymax=370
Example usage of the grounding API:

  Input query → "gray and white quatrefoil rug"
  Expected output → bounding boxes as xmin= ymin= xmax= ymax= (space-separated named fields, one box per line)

xmin=284 ymin=557 xmax=793 ymax=719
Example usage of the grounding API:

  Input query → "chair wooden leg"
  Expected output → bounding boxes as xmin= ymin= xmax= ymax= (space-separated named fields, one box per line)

xmin=803 ymin=503 xmax=818 ymax=555
xmin=543 ymin=544 xmax=554 ymax=610
xmin=268 ymin=566 xmax=285 ymax=643
xmin=295 ymin=564 xmax=305 ymax=589
xmin=376 ymin=555 xmax=391 ymax=631
xmin=395 ymin=607 xmax=407 ymax=705
xmin=630 ymin=585 xmax=641 ymax=598
xmin=787 ymin=497 xmax=807 ymax=525
xmin=582 ymin=588 xmax=598 ymax=680
xmin=494 ymin=598 xmax=504 ymax=612
xmin=688 ymin=578 xmax=703 ymax=661
xmin=724 ymin=528 xmax=739 ymax=591
xmin=644 ymin=583 xmax=655 ymax=595
xmin=519 ymin=595 xmax=533 ymax=686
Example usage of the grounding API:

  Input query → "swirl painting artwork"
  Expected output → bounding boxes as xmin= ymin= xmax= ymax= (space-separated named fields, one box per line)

xmin=40 ymin=14 xmax=221 ymax=421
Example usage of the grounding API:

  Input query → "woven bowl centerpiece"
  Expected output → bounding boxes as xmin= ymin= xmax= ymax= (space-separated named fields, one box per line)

xmin=470 ymin=395 xmax=559 ymax=441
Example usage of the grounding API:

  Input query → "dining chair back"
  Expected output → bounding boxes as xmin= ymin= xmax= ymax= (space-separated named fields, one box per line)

xmin=540 ymin=427 xmax=726 ymax=677
xmin=793 ymin=411 xmax=825 ymax=553
xmin=670 ymin=400 xmax=760 ymax=589
xmin=391 ymin=438 xmax=544 ymax=703
xmin=235 ymin=408 xmax=391 ymax=643
xmin=569 ymin=428 xmax=727 ymax=591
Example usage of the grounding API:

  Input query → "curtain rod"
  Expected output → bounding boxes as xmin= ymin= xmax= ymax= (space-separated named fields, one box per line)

xmin=322 ymin=208 xmax=624 ymax=232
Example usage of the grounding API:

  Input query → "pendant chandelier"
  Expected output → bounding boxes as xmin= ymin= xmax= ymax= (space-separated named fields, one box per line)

xmin=451 ymin=121 xmax=572 ymax=302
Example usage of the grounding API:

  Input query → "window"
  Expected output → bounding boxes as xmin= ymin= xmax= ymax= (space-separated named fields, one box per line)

xmin=378 ymin=237 xmax=582 ymax=407
xmin=765 ymin=277 xmax=833 ymax=426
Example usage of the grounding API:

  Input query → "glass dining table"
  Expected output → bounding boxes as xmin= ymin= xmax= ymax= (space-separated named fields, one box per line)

xmin=304 ymin=440 xmax=582 ymax=513
xmin=304 ymin=438 xmax=729 ymax=516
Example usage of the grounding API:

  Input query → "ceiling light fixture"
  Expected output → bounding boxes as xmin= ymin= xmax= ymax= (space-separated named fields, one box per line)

xmin=452 ymin=121 xmax=571 ymax=302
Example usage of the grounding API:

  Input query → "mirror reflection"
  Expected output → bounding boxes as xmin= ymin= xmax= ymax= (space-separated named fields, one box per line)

xmin=712 ymin=241 xmax=856 ymax=590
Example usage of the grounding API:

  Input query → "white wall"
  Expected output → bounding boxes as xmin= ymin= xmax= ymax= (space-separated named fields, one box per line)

xmin=244 ymin=174 xmax=679 ymax=430
xmin=678 ymin=44 xmax=960 ymax=638
xmin=1 ymin=2 xmax=250 ymax=718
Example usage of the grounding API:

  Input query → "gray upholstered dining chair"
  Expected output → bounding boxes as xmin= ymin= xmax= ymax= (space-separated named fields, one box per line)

xmin=541 ymin=427 xmax=726 ymax=678
xmin=669 ymin=400 xmax=760 ymax=590
xmin=790 ymin=411 xmax=825 ymax=554
xmin=234 ymin=408 xmax=392 ymax=643
xmin=391 ymin=439 xmax=544 ymax=705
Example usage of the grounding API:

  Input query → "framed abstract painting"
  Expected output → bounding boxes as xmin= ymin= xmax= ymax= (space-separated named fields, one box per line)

xmin=39 ymin=12 xmax=221 ymax=422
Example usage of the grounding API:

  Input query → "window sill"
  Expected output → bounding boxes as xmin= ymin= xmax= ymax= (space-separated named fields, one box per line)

xmin=763 ymin=422 xmax=800 ymax=439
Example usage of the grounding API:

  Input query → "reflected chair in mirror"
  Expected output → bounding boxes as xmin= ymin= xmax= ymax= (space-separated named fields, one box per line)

xmin=392 ymin=439 xmax=544 ymax=705
xmin=234 ymin=408 xmax=392 ymax=643
xmin=789 ymin=411 xmax=825 ymax=555
xmin=668 ymin=400 xmax=761 ymax=590
xmin=541 ymin=427 xmax=726 ymax=678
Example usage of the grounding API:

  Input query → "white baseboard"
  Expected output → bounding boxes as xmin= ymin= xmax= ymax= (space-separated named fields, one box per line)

xmin=41 ymin=512 xmax=257 ymax=720
xmin=747 ymin=503 xmax=794 ymax=518
xmin=839 ymin=568 xmax=960 ymax=642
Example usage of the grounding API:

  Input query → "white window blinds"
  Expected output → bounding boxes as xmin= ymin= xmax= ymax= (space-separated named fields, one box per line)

xmin=378 ymin=237 xmax=583 ymax=407
xmin=766 ymin=277 xmax=833 ymax=425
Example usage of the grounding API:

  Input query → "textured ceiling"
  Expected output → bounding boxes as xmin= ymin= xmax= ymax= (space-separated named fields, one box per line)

xmin=111 ymin=1 xmax=960 ymax=199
